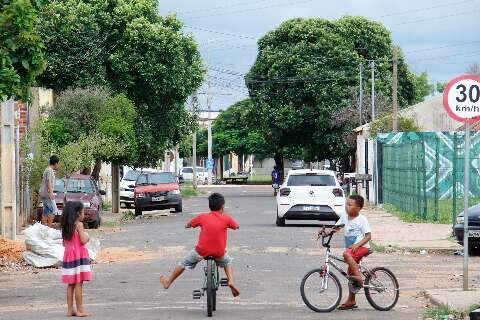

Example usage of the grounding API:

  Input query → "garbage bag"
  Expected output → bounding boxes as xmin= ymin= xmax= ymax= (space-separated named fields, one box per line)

xmin=22 ymin=223 xmax=100 ymax=268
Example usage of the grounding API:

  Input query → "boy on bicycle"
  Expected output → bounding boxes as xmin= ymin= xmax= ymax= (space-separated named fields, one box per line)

xmin=160 ymin=193 xmax=240 ymax=297
xmin=334 ymin=195 xmax=371 ymax=310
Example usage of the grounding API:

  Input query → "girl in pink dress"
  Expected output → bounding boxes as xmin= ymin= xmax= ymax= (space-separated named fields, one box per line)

xmin=61 ymin=201 xmax=92 ymax=317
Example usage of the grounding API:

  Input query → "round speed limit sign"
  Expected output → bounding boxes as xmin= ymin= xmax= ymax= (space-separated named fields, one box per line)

xmin=443 ymin=74 xmax=480 ymax=123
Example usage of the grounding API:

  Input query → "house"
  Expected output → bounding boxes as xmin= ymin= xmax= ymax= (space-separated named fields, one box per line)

xmin=355 ymin=95 xmax=462 ymax=203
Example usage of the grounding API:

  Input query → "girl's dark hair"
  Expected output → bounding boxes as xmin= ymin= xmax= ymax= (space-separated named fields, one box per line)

xmin=61 ymin=201 xmax=84 ymax=240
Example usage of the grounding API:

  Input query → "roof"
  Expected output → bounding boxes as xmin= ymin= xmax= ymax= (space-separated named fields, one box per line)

xmin=287 ymin=169 xmax=335 ymax=176
xmin=68 ymin=174 xmax=91 ymax=180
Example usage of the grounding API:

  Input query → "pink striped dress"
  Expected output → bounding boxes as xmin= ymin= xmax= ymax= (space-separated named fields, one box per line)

xmin=62 ymin=231 xmax=92 ymax=284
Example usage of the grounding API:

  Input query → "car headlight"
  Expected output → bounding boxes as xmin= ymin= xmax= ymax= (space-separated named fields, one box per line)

xmin=83 ymin=202 xmax=91 ymax=208
xmin=136 ymin=192 xmax=146 ymax=198
xmin=456 ymin=216 xmax=464 ymax=224
xmin=120 ymin=187 xmax=127 ymax=191
xmin=171 ymin=189 xmax=180 ymax=195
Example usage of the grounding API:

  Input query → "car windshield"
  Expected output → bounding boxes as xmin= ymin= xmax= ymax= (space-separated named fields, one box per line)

xmin=197 ymin=167 xmax=205 ymax=172
xmin=54 ymin=179 xmax=65 ymax=193
xmin=183 ymin=168 xmax=193 ymax=173
xmin=124 ymin=170 xmax=141 ymax=181
xmin=138 ymin=173 xmax=176 ymax=185
xmin=287 ymin=174 xmax=336 ymax=187
xmin=66 ymin=179 xmax=94 ymax=193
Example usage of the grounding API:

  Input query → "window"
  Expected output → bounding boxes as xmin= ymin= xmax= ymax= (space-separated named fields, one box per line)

xmin=196 ymin=167 xmax=205 ymax=172
xmin=54 ymin=179 xmax=65 ymax=193
xmin=287 ymin=174 xmax=336 ymax=187
xmin=182 ymin=168 xmax=193 ymax=173
xmin=136 ymin=174 xmax=148 ymax=185
xmin=149 ymin=173 xmax=176 ymax=184
xmin=67 ymin=179 xmax=94 ymax=193
xmin=124 ymin=170 xmax=141 ymax=181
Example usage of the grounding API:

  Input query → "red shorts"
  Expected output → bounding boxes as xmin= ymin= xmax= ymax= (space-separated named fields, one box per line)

xmin=344 ymin=247 xmax=369 ymax=275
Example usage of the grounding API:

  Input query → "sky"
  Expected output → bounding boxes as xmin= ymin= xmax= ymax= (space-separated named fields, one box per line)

xmin=158 ymin=0 xmax=480 ymax=111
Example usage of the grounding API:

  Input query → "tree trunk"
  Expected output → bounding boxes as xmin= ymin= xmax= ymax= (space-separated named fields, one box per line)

xmin=91 ymin=159 xmax=102 ymax=181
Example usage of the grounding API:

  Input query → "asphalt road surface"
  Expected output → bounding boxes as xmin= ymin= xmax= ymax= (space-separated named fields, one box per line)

xmin=1 ymin=186 xmax=457 ymax=319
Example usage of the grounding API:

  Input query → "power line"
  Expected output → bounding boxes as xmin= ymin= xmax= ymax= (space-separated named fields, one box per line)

xmin=392 ymin=10 xmax=479 ymax=26
xmin=374 ymin=0 xmax=478 ymax=19
xmin=184 ymin=26 xmax=258 ymax=40
xmin=178 ymin=0 xmax=274 ymax=16
xmin=185 ymin=0 xmax=315 ymax=20
xmin=405 ymin=40 xmax=480 ymax=54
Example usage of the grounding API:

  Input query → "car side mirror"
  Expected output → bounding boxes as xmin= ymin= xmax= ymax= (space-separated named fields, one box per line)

xmin=128 ymin=184 xmax=135 ymax=189
xmin=99 ymin=190 xmax=106 ymax=195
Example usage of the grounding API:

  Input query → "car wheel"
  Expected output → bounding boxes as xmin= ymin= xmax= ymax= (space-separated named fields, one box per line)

xmin=175 ymin=202 xmax=183 ymax=213
xmin=135 ymin=207 xmax=142 ymax=216
xmin=89 ymin=216 xmax=101 ymax=229
xmin=276 ymin=208 xmax=285 ymax=227
xmin=468 ymin=244 xmax=480 ymax=256
xmin=125 ymin=203 xmax=132 ymax=209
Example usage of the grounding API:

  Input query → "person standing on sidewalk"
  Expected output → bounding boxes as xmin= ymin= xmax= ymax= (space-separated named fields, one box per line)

xmin=39 ymin=155 xmax=60 ymax=227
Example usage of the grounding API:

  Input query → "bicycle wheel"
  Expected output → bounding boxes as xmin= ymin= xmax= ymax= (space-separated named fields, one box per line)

xmin=206 ymin=260 xmax=214 ymax=317
xmin=212 ymin=266 xmax=218 ymax=311
xmin=364 ymin=267 xmax=400 ymax=311
xmin=300 ymin=269 xmax=342 ymax=312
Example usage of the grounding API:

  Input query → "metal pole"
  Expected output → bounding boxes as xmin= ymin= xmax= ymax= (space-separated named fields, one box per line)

xmin=359 ymin=64 xmax=363 ymax=125
xmin=207 ymin=81 xmax=213 ymax=185
xmin=371 ymin=61 xmax=378 ymax=204
xmin=371 ymin=61 xmax=375 ymax=121
xmin=192 ymin=131 xmax=197 ymax=189
xmin=463 ymin=120 xmax=470 ymax=291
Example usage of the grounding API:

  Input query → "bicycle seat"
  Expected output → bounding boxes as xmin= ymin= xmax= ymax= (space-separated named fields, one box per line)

xmin=204 ymin=256 xmax=215 ymax=260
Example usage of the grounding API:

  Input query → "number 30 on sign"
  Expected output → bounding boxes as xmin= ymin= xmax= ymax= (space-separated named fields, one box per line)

xmin=443 ymin=74 xmax=480 ymax=123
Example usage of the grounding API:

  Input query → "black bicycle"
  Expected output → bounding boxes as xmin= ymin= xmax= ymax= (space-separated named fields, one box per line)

xmin=193 ymin=257 xmax=229 ymax=317
xmin=300 ymin=227 xmax=400 ymax=312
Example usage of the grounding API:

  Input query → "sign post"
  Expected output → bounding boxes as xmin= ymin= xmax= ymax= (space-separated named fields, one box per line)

xmin=443 ymin=74 xmax=480 ymax=291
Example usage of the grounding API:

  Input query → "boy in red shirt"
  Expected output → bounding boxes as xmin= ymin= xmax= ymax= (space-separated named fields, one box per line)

xmin=160 ymin=193 xmax=240 ymax=297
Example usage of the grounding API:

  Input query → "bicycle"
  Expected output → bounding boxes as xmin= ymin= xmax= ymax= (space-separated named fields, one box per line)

xmin=193 ymin=257 xmax=229 ymax=317
xmin=300 ymin=226 xmax=400 ymax=312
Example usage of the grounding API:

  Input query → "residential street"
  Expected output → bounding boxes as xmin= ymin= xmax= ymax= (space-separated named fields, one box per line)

xmin=1 ymin=186 xmax=479 ymax=320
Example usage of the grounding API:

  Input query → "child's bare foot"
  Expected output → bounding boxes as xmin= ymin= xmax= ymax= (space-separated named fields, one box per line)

xmin=228 ymin=283 xmax=240 ymax=297
xmin=76 ymin=311 xmax=91 ymax=317
xmin=66 ymin=310 xmax=76 ymax=317
xmin=349 ymin=275 xmax=363 ymax=285
xmin=160 ymin=275 xmax=171 ymax=289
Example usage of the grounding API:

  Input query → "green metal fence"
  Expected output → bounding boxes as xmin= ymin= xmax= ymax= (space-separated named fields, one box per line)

xmin=379 ymin=132 xmax=480 ymax=224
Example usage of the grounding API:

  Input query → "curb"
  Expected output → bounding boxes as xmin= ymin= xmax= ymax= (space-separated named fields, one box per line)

xmin=423 ymin=291 xmax=445 ymax=308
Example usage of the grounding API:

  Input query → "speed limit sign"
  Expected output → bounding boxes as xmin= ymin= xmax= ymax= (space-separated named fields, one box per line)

xmin=443 ymin=74 xmax=480 ymax=122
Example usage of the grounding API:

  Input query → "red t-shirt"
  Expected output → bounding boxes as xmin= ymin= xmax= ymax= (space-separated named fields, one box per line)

xmin=190 ymin=211 xmax=239 ymax=258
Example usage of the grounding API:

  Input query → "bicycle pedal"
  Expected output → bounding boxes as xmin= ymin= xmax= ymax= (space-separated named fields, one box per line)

xmin=192 ymin=290 xmax=202 ymax=299
xmin=220 ymin=278 xmax=229 ymax=287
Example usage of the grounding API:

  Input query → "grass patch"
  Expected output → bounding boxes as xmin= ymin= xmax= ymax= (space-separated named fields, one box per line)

xmin=424 ymin=304 xmax=480 ymax=320
xmin=370 ymin=241 xmax=400 ymax=253
xmin=383 ymin=204 xmax=426 ymax=223
xmin=102 ymin=201 xmax=112 ymax=212
xmin=247 ymin=175 xmax=271 ymax=185
xmin=181 ymin=186 xmax=202 ymax=198
xmin=121 ymin=210 xmax=135 ymax=221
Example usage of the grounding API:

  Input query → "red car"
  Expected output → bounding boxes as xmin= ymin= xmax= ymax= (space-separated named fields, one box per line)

xmin=36 ymin=174 xmax=106 ymax=229
xmin=133 ymin=172 xmax=182 ymax=216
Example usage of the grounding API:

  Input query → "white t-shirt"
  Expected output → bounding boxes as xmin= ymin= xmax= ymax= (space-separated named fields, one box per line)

xmin=335 ymin=214 xmax=371 ymax=248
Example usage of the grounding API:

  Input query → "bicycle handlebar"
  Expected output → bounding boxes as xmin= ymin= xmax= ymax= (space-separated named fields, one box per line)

xmin=317 ymin=224 xmax=344 ymax=247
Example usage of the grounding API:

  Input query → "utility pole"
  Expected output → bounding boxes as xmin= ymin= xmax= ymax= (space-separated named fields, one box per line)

xmin=207 ymin=81 xmax=213 ymax=185
xmin=392 ymin=47 xmax=398 ymax=132
xmin=359 ymin=64 xmax=364 ymax=124
xmin=191 ymin=94 xmax=198 ymax=189
xmin=371 ymin=61 xmax=375 ymax=121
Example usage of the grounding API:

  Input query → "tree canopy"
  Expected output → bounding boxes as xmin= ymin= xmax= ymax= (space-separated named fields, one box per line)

xmin=0 ymin=0 xmax=45 ymax=100
xmin=245 ymin=16 xmax=432 ymax=163
xmin=37 ymin=0 xmax=204 ymax=166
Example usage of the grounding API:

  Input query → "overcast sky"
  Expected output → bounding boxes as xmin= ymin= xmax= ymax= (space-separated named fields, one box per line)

xmin=158 ymin=0 xmax=480 ymax=111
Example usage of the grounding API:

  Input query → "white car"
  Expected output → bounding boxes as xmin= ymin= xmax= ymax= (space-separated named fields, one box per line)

xmin=120 ymin=168 xmax=161 ymax=208
xmin=275 ymin=169 xmax=346 ymax=227
xmin=181 ymin=167 xmax=208 ymax=184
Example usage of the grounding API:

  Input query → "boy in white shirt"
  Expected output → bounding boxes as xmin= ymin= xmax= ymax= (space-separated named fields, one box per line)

xmin=334 ymin=195 xmax=372 ymax=310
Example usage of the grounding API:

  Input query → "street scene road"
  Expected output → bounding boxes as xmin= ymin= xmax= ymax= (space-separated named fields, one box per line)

xmin=2 ymin=186 xmax=479 ymax=320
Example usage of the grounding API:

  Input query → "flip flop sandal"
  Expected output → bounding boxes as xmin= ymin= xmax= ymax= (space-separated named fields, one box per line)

xmin=337 ymin=304 xmax=358 ymax=310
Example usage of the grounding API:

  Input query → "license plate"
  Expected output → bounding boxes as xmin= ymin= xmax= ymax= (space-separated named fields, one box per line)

xmin=468 ymin=230 xmax=480 ymax=238
xmin=56 ymin=210 xmax=62 ymax=216
xmin=303 ymin=206 xmax=320 ymax=211
xmin=152 ymin=196 xmax=165 ymax=202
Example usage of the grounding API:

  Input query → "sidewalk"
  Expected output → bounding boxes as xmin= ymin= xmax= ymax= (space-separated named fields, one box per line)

xmin=363 ymin=206 xmax=462 ymax=252
xmin=425 ymin=287 xmax=480 ymax=311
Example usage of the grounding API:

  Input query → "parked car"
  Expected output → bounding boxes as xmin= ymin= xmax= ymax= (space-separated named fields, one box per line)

xmin=133 ymin=172 xmax=182 ymax=216
xmin=453 ymin=204 xmax=480 ymax=255
xmin=275 ymin=169 xmax=345 ymax=227
xmin=291 ymin=160 xmax=305 ymax=170
xmin=181 ymin=167 xmax=208 ymax=184
xmin=36 ymin=174 xmax=106 ymax=229
xmin=120 ymin=169 xmax=142 ymax=208
xmin=36 ymin=178 xmax=67 ymax=223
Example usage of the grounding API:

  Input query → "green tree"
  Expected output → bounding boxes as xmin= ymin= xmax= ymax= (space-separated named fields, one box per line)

xmin=412 ymin=71 xmax=434 ymax=104
xmin=37 ymin=0 xmax=204 ymax=166
xmin=369 ymin=114 xmax=420 ymax=137
xmin=0 ymin=0 xmax=45 ymax=100
xmin=436 ymin=82 xmax=447 ymax=93
xmin=246 ymin=17 xmax=426 ymax=165
xmin=44 ymin=87 xmax=137 ymax=178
